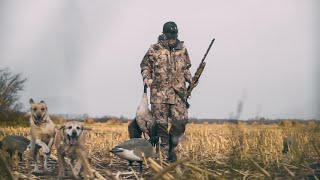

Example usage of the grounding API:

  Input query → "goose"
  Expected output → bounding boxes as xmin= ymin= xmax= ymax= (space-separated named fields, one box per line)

xmin=282 ymin=137 xmax=297 ymax=154
xmin=136 ymin=85 xmax=156 ymax=137
xmin=1 ymin=135 xmax=30 ymax=161
xmin=110 ymin=138 xmax=155 ymax=172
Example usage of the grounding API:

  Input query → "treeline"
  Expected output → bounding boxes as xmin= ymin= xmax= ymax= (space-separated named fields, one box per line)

xmin=0 ymin=68 xmax=29 ymax=126
xmin=48 ymin=114 xmax=131 ymax=125
xmin=188 ymin=118 xmax=319 ymax=125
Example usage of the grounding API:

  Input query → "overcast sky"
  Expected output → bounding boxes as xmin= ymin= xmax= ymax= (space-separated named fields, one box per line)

xmin=0 ymin=0 xmax=319 ymax=120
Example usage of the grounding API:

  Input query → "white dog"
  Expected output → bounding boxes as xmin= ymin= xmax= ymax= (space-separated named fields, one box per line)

xmin=55 ymin=121 xmax=90 ymax=178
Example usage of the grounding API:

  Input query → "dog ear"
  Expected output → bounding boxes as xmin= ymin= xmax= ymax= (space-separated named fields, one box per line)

xmin=40 ymin=100 xmax=46 ymax=104
xmin=29 ymin=99 xmax=34 ymax=105
xmin=58 ymin=125 xmax=65 ymax=130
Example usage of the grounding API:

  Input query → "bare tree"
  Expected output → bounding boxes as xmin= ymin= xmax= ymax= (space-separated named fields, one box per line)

xmin=0 ymin=68 xmax=27 ymax=119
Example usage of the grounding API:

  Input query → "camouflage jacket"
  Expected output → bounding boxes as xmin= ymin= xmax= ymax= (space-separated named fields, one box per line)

xmin=140 ymin=39 xmax=192 ymax=104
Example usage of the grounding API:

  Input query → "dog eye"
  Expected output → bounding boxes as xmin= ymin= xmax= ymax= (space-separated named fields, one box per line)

xmin=76 ymin=127 xmax=80 ymax=130
xmin=41 ymin=108 xmax=45 ymax=111
xmin=68 ymin=126 xmax=72 ymax=129
xmin=33 ymin=108 xmax=37 ymax=111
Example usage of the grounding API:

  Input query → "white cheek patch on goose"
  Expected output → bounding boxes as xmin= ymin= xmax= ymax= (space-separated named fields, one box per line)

xmin=115 ymin=149 xmax=141 ymax=161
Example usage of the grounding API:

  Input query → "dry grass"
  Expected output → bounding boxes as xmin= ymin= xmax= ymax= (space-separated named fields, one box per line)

xmin=0 ymin=121 xmax=320 ymax=179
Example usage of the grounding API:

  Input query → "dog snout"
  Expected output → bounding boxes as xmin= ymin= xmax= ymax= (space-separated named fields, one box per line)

xmin=72 ymin=130 xmax=77 ymax=137
xmin=37 ymin=115 xmax=42 ymax=120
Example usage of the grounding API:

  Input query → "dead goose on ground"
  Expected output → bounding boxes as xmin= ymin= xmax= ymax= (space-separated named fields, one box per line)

xmin=110 ymin=138 xmax=154 ymax=172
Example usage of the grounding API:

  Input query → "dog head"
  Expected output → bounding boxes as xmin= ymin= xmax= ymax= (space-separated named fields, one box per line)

xmin=61 ymin=121 xmax=84 ymax=145
xmin=29 ymin=98 xmax=48 ymax=125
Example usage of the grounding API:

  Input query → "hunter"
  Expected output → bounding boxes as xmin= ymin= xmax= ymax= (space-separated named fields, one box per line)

xmin=130 ymin=21 xmax=195 ymax=162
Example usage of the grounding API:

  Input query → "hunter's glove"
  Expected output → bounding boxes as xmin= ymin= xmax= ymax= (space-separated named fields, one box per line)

xmin=143 ymin=78 xmax=153 ymax=87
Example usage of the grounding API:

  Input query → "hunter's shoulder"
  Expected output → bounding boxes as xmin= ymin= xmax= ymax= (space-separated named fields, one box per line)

xmin=176 ymin=40 xmax=187 ymax=50
xmin=175 ymin=41 xmax=189 ymax=55
xmin=148 ymin=42 xmax=164 ymax=51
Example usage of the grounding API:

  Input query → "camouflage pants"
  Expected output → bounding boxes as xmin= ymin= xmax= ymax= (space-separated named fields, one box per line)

xmin=152 ymin=97 xmax=188 ymax=158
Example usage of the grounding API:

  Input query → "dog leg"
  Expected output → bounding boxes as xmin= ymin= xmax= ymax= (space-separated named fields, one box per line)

xmin=36 ymin=139 xmax=51 ymax=171
xmin=47 ymin=137 xmax=54 ymax=149
xmin=44 ymin=154 xmax=50 ymax=171
xmin=74 ymin=159 xmax=82 ymax=176
xmin=27 ymin=143 xmax=31 ymax=151
xmin=35 ymin=139 xmax=51 ymax=154
xmin=57 ymin=152 xmax=65 ymax=178
xmin=45 ymin=138 xmax=54 ymax=171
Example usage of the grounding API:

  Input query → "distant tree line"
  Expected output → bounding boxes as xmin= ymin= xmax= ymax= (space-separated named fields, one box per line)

xmin=188 ymin=118 xmax=319 ymax=125
xmin=0 ymin=68 xmax=28 ymax=126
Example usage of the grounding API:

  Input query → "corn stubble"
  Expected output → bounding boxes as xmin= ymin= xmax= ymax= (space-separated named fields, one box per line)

xmin=0 ymin=121 xmax=320 ymax=179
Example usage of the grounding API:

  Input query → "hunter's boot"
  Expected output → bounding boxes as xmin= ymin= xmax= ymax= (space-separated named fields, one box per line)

xmin=156 ymin=123 xmax=170 ymax=159
xmin=128 ymin=118 xmax=142 ymax=139
xmin=168 ymin=119 xmax=188 ymax=162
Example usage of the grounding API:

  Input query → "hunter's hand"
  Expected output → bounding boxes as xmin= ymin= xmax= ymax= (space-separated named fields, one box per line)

xmin=144 ymin=78 xmax=153 ymax=87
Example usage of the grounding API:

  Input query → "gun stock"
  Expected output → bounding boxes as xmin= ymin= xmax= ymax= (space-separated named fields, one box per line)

xmin=186 ymin=62 xmax=206 ymax=98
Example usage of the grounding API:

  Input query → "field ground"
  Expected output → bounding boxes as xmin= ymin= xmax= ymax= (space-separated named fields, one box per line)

xmin=1 ymin=122 xmax=320 ymax=179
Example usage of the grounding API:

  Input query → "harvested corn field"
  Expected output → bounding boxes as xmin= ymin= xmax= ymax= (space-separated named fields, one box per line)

xmin=0 ymin=122 xmax=320 ymax=179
